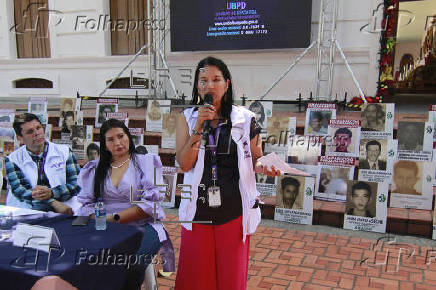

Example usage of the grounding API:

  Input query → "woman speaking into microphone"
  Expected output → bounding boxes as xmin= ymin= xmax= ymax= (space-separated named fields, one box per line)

xmin=175 ymin=56 xmax=280 ymax=289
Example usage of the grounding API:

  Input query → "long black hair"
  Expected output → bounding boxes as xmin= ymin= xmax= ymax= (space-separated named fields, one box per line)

xmin=191 ymin=56 xmax=234 ymax=120
xmin=94 ymin=119 xmax=136 ymax=199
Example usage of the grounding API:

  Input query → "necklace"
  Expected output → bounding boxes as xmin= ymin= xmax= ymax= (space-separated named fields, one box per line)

xmin=111 ymin=157 xmax=130 ymax=169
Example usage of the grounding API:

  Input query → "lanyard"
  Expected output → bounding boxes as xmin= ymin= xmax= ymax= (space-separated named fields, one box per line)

xmin=37 ymin=143 xmax=49 ymax=185
xmin=207 ymin=123 xmax=223 ymax=183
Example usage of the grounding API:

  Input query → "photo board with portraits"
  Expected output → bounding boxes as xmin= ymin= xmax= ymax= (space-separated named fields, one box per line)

xmin=95 ymin=99 xmax=118 ymax=128
xmin=397 ymin=121 xmax=434 ymax=162
xmin=274 ymin=175 xmax=315 ymax=225
xmin=246 ymin=101 xmax=273 ymax=136
xmin=360 ymin=103 xmax=395 ymax=139
xmin=304 ymin=103 xmax=337 ymax=136
xmin=146 ymin=99 xmax=170 ymax=132
xmin=390 ymin=160 xmax=435 ymax=210
xmin=160 ymin=166 xmax=177 ymax=208
xmin=358 ymin=139 xmax=397 ymax=183
xmin=325 ymin=119 xmax=361 ymax=158
xmin=161 ymin=113 xmax=177 ymax=149
xmin=315 ymin=156 xmax=356 ymax=202
xmin=59 ymin=98 xmax=77 ymax=127
xmin=343 ymin=180 xmax=388 ymax=233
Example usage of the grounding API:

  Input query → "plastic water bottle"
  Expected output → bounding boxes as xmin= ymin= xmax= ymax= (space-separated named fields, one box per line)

xmin=95 ymin=198 xmax=107 ymax=230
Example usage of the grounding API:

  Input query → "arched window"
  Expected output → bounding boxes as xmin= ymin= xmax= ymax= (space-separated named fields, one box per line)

xmin=13 ymin=78 xmax=53 ymax=88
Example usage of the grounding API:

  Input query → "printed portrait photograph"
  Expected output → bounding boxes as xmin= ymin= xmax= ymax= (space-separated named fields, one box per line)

xmin=359 ymin=139 xmax=387 ymax=171
xmin=97 ymin=105 xmax=116 ymax=124
xmin=30 ymin=102 xmax=45 ymax=113
xmin=255 ymin=172 xmax=276 ymax=185
xmin=318 ymin=167 xmax=350 ymax=196
xmin=361 ymin=103 xmax=386 ymax=132
xmin=60 ymin=98 xmax=76 ymax=113
xmin=162 ymin=174 xmax=175 ymax=203
xmin=147 ymin=100 xmax=163 ymax=121
xmin=0 ymin=127 xmax=15 ymax=141
xmin=287 ymin=136 xmax=321 ymax=165
xmin=71 ymin=125 xmax=87 ymax=150
xmin=392 ymin=160 xmax=423 ymax=195
xmin=266 ymin=117 xmax=289 ymax=145
xmin=248 ymin=101 xmax=266 ymax=128
xmin=86 ymin=142 xmax=100 ymax=161
xmin=276 ymin=175 xmax=305 ymax=210
xmin=397 ymin=121 xmax=425 ymax=151
xmin=2 ymin=140 xmax=15 ymax=156
xmin=306 ymin=111 xmax=331 ymax=135
xmin=60 ymin=111 xmax=77 ymax=134
xmin=331 ymin=127 xmax=359 ymax=154
xmin=162 ymin=113 xmax=177 ymax=138
xmin=345 ymin=180 xmax=377 ymax=218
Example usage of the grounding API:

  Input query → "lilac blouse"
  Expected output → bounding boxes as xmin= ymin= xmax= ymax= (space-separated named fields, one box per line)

xmin=77 ymin=154 xmax=167 ymax=243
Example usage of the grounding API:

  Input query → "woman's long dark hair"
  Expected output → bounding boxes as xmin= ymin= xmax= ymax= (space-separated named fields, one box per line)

xmin=191 ymin=56 xmax=234 ymax=120
xmin=94 ymin=119 xmax=136 ymax=199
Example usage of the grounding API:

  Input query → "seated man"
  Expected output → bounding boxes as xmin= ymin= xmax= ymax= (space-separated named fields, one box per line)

xmin=5 ymin=113 xmax=81 ymax=214
xmin=347 ymin=181 xmax=374 ymax=218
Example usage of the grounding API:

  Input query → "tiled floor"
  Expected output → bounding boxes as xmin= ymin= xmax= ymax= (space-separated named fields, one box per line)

xmin=154 ymin=214 xmax=436 ymax=290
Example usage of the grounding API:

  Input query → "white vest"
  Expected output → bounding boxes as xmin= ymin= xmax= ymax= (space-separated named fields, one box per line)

xmin=180 ymin=105 xmax=261 ymax=242
xmin=6 ymin=141 xmax=72 ymax=209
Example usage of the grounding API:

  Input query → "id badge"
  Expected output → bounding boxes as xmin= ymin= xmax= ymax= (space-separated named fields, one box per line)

xmin=208 ymin=186 xmax=222 ymax=208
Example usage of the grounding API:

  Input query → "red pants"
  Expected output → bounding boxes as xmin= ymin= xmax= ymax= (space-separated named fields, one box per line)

xmin=175 ymin=216 xmax=250 ymax=290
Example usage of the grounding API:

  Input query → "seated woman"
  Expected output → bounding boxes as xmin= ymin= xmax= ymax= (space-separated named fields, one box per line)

xmin=77 ymin=119 xmax=174 ymax=290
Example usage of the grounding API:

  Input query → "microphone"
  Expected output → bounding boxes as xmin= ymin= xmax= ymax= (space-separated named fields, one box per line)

xmin=202 ymin=94 xmax=214 ymax=145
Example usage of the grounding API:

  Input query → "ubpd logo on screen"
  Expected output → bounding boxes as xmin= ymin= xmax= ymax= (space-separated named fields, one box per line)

xmin=227 ymin=2 xmax=246 ymax=10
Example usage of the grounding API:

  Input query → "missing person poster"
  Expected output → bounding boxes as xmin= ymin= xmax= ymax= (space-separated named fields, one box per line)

xmin=429 ymin=105 xmax=436 ymax=141
xmin=390 ymin=160 xmax=435 ymax=210
xmin=358 ymin=139 xmax=397 ymax=183
xmin=255 ymin=173 xmax=277 ymax=196
xmin=28 ymin=97 xmax=47 ymax=114
xmin=0 ymin=109 xmax=15 ymax=123
xmin=146 ymin=99 xmax=170 ymax=132
xmin=106 ymin=112 xmax=129 ymax=127
xmin=343 ymin=181 xmax=388 ymax=233
xmin=0 ymin=123 xmax=15 ymax=142
xmin=162 ymin=113 xmax=177 ymax=149
xmin=264 ymin=116 xmax=294 ymax=160
xmin=397 ymin=121 xmax=434 ymax=162
xmin=129 ymin=128 xmax=144 ymax=147
xmin=274 ymin=175 xmax=315 ymax=225
xmin=287 ymin=135 xmax=322 ymax=166
xmin=315 ymin=156 xmax=356 ymax=202
xmin=304 ymin=103 xmax=337 ymax=136
xmin=326 ymin=119 xmax=361 ymax=158
xmin=161 ymin=166 xmax=177 ymax=208
xmin=246 ymin=101 xmax=273 ymax=135
xmin=145 ymin=145 xmax=159 ymax=155
xmin=361 ymin=103 xmax=395 ymax=139
xmin=71 ymin=125 xmax=92 ymax=160
xmin=95 ymin=99 xmax=118 ymax=128
xmin=59 ymin=98 xmax=77 ymax=127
